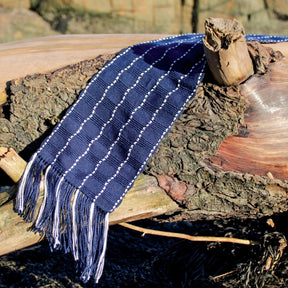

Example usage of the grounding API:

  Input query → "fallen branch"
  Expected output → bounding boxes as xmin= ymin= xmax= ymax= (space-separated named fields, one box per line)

xmin=119 ymin=222 xmax=255 ymax=246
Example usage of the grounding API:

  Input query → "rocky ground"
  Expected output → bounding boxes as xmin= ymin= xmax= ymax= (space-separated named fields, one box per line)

xmin=2 ymin=0 xmax=288 ymax=44
xmin=0 ymin=7 xmax=58 ymax=43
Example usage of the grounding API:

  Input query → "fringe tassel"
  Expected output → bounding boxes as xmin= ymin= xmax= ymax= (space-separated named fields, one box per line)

xmin=79 ymin=205 xmax=109 ymax=283
xmin=16 ymin=154 xmax=46 ymax=222
xmin=16 ymin=154 xmax=109 ymax=283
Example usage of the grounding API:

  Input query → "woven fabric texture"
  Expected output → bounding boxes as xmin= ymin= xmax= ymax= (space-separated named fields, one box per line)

xmin=16 ymin=33 xmax=288 ymax=283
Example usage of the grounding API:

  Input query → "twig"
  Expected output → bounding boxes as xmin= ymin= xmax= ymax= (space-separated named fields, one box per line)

xmin=119 ymin=222 xmax=255 ymax=245
xmin=210 ymin=269 xmax=239 ymax=281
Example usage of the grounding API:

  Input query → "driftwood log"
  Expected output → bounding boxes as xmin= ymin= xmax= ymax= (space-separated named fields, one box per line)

xmin=1 ymin=19 xmax=288 ymax=254
xmin=0 ymin=148 xmax=178 ymax=255
xmin=0 ymin=34 xmax=167 ymax=103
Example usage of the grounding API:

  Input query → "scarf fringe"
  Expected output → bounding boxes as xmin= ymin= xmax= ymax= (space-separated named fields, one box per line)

xmin=16 ymin=155 xmax=109 ymax=283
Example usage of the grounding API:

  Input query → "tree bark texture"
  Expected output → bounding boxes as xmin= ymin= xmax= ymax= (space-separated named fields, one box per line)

xmin=1 ymin=51 xmax=288 ymax=224
xmin=0 ymin=32 xmax=288 ymax=230
xmin=0 ymin=54 xmax=115 ymax=158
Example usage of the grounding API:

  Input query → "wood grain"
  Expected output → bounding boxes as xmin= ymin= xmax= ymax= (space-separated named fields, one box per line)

xmin=208 ymin=59 xmax=288 ymax=181
xmin=0 ymin=34 xmax=168 ymax=104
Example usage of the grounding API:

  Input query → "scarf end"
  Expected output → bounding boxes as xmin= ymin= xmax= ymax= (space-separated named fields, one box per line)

xmin=16 ymin=153 xmax=46 ymax=221
xmin=16 ymin=154 xmax=109 ymax=283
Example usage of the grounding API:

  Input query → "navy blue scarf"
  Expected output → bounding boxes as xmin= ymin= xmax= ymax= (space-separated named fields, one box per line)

xmin=16 ymin=33 xmax=288 ymax=283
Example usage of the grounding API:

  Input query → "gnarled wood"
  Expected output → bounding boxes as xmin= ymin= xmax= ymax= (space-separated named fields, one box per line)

xmin=203 ymin=17 xmax=254 ymax=85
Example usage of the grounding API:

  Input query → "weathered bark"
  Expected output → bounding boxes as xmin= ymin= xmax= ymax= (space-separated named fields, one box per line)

xmin=0 ymin=54 xmax=116 ymax=158
xmin=1 ymin=32 xmax=288 ymax=254
xmin=147 ymin=73 xmax=288 ymax=222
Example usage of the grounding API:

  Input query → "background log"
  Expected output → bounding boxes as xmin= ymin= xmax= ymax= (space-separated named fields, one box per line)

xmin=0 ymin=34 xmax=167 ymax=105
xmin=1 ymin=33 xmax=286 ymax=105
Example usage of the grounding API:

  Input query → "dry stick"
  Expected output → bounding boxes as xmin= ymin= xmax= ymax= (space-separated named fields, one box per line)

xmin=0 ymin=147 xmax=27 ymax=183
xmin=210 ymin=269 xmax=240 ymax=281
xmin=119 ymin=222 xmax=256 ymax=246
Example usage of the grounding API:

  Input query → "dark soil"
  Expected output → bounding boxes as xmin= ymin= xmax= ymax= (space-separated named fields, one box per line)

xmin=1 ymin=213 xmax=288 ymax=288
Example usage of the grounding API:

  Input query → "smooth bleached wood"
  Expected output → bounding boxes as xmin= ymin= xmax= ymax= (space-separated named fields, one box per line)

xmin=0 ymin=147 xmax=27 ymax=183
xmin=208 ymin=58 xmax=288 ymax=181
xmin=0 ymin=34 xmax=168 ymax=105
